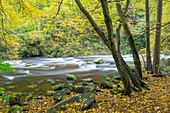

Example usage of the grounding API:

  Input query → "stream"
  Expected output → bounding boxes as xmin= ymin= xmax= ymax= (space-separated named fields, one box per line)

xmin=0 ymin=54 xmax=169 ymax=94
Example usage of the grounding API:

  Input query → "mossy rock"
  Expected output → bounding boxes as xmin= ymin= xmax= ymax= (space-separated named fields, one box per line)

xmin=66 ymin=74 xmax=76 ymax=80
xmin=86 ymin=61 xmax=93 ymax=64
xmin=25 ymin=64 xmax=32 ymax=67
xmin=93 ymin=58 xmax=104 ymax=64
xmin=41 ymin=66 xmax=51 ymax=68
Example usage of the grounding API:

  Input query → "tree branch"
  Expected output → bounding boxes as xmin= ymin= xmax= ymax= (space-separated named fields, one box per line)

xmin=74 ymin=0 xmax=109 ymax=45
xmin=134 ymin=22 xmax=170 ymax=41
xmin=100 ymin=0 xmax=114 ymax=42
xmin=53 ymin=0 xmax=64 ymax=19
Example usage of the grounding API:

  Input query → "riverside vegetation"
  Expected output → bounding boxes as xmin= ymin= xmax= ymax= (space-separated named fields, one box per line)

xmin=0 ymin=0 xmax=170 ymax=112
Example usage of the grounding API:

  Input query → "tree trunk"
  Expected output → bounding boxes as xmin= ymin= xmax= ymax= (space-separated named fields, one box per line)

xmin=145 ymin=0 xmax=152 ymax=72
xmin=153 ymin=0 xmax=163 ymax=74
xmin=74 ymin=0 xmax=147 ymax=96
xmin=115 ymin=0 xmax=143 ymax=79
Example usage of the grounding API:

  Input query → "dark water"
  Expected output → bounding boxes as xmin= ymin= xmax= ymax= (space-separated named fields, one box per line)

xmin=0 ymin=55 xmax=135 ymax=94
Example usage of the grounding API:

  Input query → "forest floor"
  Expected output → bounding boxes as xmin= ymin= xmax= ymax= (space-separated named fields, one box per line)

xmin=1 ymin=72 xmax=169 ymax=113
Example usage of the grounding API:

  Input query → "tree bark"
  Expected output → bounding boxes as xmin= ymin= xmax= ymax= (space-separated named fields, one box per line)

xmin=145 ymin=0 xmax=152 ymax=72
xmin=153 ymin=0 xmax=162 ymax=74
xmin=74 ymin=0 xmax=147 ymax=96
xmin=115 ymin=0 xmax=143 ymax=79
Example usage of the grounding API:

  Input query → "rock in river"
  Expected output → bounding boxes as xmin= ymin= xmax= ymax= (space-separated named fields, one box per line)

xmin=66 ymin=74 xmax=76 ymax=80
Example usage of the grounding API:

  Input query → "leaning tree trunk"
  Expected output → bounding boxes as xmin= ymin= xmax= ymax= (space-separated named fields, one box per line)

xmin=145 ymin=0 xmax=152 ymax=72
xmin=153 ymin=0 xmax=163 ymax=74
xmin=75 ymin=0 xmax=147 ymax=96
xmin=115 ymin=0 xmax=143 ymax=79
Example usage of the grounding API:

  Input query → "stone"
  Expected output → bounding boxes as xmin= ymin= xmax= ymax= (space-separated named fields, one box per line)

xmin=9 ymin=93 xmax=26 ymax=106
xmin=112 ymin=79 xmax=120 ymax=84
xmin=51 ymin=96 xmax=80 ymax=111
xmin=100 ymin=81 xmax=113 ymax=89
xmin=34 ymin=88 xmax=40 ymax=92
xmin=62 ymin=88 xmax=72 ymax=95
xmin=9 ymin=105 xmax=23 ymax=113
xmin=51 ymin=84 xmax=63 ymax=91
xmin=25 ymin=64 xmax=32 ymax=67
xmin=73 ymin=86 xmax=86 ymax=93
xmin=47 ymin=79 xmax=56 ymax=85
xmin=46 ymin=90 xmax=56 ymax=96
xmin=82 ymin=81 xmax=89 ymax=86
xmin=80 ymin=92 xmax=96 ymax=110
xmin=80 ymin=78 xmax=93 ymax=82
xmin=93 ymin=58 xmax=104 ymax=64
xmin=53 ymin=91 xmax=67 ymax=102
xmin=86 ymin=61 xmax=93 ymax=64
xmin=66 ymin=74 xmax=76 ymax=80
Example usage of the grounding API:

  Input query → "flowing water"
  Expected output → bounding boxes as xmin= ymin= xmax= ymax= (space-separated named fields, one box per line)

xmin=0 ymin=54 xmax=169 ymax=94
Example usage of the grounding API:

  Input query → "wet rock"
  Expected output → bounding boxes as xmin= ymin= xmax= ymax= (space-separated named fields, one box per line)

xmin=100 ymin=81 xmax=113 ymax=89
xmin=9 ymin=105 xmax=23 ymax=113
xmin=62 ymin=88 xmax=72 ymax=95
xmin=53 ymin=91 xmax=67 ymax=102
xmin=34 ymin=88 xmax=40 ymax=92
xmin=73 ymin=86 xmax=86 ymax=93
xmin=117 ymin=84 xmax=123 ymax=88
xmin=50 ymin=96 xmax=80 ymax=111
xmin=51 ymin=84 xmax=63 ymax=91
xmin=26 ymin=93 xmax=34 ymax=101
xmin=37 ymin=80 xmax=45 ymax=84
xmin=80 ymin=92 xmax=97 ymax=110
xmin=55 ymin=79 xmax=61 ymax=82
xmin=86 ymin=61 xmax=93 ymax=64
xmin=82 ymin=81 xmax=89 ymax=86
xmin=80 ymin=78 xmax=93 ymax=82
xmin=25 ymin=64 xmax=32 ymax=67
xmin=47 ymin=79 xmax=56 ymax=85
xmin=46 ymin=90 xmax=56 ymax=96
xmin=93 ymin=58 xmax=104 ymax=64
xmin=9 ymin=93 xmax=26 ymax=106
xmin=91 ymin=85 xmax=102 ymax=92
xmin=66 ymin=74 xmax=76 ymax=80
xmin=112 ymin=79 xmax=120 ymax=84
xmin=62 ymin=83 xmax=73 ymax=89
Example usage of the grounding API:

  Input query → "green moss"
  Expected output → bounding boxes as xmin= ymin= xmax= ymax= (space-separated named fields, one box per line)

xmin=25 ymin=64 xmax=32 ymax=67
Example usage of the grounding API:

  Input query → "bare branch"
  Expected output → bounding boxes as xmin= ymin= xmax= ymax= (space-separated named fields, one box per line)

xmin=74 ymin=0 xmax=109 ymax=45
xmin=134 ymin=22 xmax=170 ymax=41
xmin=53 ymin=0 xmax=64 ymax=19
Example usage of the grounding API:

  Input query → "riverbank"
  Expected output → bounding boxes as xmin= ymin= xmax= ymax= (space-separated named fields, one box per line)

xmin=0 ymin=73 xmax=169 ymax=112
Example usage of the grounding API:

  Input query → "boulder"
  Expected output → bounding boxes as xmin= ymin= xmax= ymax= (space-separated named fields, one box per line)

xmin=100 ymin=81 xmax=113 ymax=89
xmin=80 ymin=92 xmax=97 ymax=110
xmin=53 ymin=91 xmax=67 ymax=102
xmin=9 ymin=105 xmax=23 ymax=113
xmin=66 ymin=74 xmax=76 ymax=80
xmin=112 ymin=79 xmax=120 ymax=84
xmin=93 ymin=58 xmax=104 ymax=64
xmin=9 ymin=93 xmax=26 ymax=106
xmin=50 ymin=96 xmax=80 ymax=111
xmin=46 ymin=90 xmax=56 ymax=96
xmin=51 ymin=84 xmax=63 ymax=91
xmin=47 ymin=79 xmax=56 ymax=85
xmin=62 ymin=88 xmax=72 ymax=95
xmin=80 ymin=78 xmax=93 ymax=82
